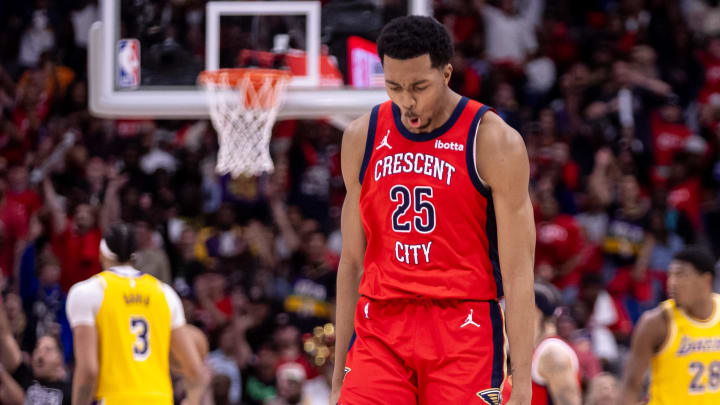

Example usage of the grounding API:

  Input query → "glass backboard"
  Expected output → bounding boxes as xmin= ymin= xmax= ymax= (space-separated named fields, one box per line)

xmin=90 ymin=0 xmax=429 ymax=120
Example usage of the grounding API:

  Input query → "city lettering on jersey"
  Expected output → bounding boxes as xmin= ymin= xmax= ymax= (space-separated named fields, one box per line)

xmin=124 ymin=293 xmax=150 ymax=306
xmin=676 ymin=336 xmax=720 ymax=356
xmin=374 ymin=152 xmax=456 ymax=186
xmin=395 ymin=241 xmax=432 ymax=265
xmin=434 ymin=139 xmax=464 ymax=151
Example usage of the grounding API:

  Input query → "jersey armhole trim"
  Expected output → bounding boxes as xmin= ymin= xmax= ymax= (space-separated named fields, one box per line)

xmin=465 ymin=105 xmax=494 ymax=197
xmin=656 ymin=303 xmax=676 ymax=356
xmin=358 ymin=104 xmax=380 ymax=184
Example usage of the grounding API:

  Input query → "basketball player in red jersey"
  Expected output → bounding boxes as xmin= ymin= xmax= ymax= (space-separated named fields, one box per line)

xmin=330 ymin=16 xmax=535 ymax=405
xmin=502 ymin=282 xmax=581 ymax=405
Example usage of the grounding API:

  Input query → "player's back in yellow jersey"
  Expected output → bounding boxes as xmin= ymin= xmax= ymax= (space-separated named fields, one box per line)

xmin=67 ymin=266 xmax=186 ymax=405
xmin=648 ymin=294 xmax=720 ymax=405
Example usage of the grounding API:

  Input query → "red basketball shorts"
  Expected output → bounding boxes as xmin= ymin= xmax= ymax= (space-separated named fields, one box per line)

xmin=338 ymin=296 xmax=506 ymax=405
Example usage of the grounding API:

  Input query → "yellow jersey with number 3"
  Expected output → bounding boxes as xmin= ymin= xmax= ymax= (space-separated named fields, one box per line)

xmin=649 ymin=294 xmax=720 ymax=405
xmin=94 ymin=271 xmax=173 ymax=405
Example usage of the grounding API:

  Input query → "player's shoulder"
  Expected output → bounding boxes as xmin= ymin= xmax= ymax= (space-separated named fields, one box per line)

xmin=67 ymin=274 xmax=107 ymax=299
xmin=343 ymin=111 xmax=372 ymax=149
xmin=634 ymin=304 xmax=670 ymax=350
xmin=340 ymin=111 xmax=373 ymax=181
xmin=475 ymin=110 xmax=525 ymax=157
xmin=536 ymin=338 xmax=577 ymax=367
xmin=474 ymin=110 xmax=528 ymax=189
xmin=638 ymin=304 xmax=671 ymax=329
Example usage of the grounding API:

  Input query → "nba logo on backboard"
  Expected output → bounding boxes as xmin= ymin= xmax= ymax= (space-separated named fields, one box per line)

xmin=117 ymin=39 xmax=140 ymax=88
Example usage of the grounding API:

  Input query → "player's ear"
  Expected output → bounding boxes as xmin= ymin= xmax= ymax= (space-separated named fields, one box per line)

xmin=443 ymin=63 xmax=452 ymax=85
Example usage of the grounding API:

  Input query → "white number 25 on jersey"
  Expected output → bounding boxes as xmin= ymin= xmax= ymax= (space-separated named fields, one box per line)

xmin=130 ymin=316 xmax=150 ymax=361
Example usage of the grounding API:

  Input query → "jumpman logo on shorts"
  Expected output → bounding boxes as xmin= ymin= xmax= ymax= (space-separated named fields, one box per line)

xmin=376 ymin=130 xmax=392 ymax=150
xmin=461 ymin=309 xmax=481 ymax=328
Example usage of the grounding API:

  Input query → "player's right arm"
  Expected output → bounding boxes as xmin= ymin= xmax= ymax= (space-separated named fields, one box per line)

xmin=71 ymin=324 xmax=99 ymax=405
xmin=619 ymin=306 xmax=668 ymax=405
xmin=330 ymin=113 xmax=370 ymax=405
xmin=67 ymin=279 xmax=104 ymax=405
xmin=163 ymin=284 xmax=210 ymax=405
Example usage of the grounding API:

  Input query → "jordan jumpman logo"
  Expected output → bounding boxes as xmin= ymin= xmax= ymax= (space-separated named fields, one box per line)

xmin=461 ymin=309 xmax=481 ymax=328
xmin=376 ymin=130 xmax=392 ymax=150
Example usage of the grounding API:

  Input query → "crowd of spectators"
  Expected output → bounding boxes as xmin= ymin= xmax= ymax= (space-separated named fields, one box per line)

xmin=0 ymin=0 xmax=720 ymax=404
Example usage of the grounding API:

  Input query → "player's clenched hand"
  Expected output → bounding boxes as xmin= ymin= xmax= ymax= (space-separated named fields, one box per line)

xmin=505 ymin=388 xmax=531 ymax=405
xmin=329 ymin=387 xmax=341 ymax=405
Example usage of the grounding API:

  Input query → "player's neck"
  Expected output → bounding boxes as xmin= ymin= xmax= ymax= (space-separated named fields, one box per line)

xmin=427 ymin=91 xmax=463 ymax=132
xmin=535 ymin=321 xmax=556 ymax=347
xmin=684 ymin=293 xmax=715 ymax=321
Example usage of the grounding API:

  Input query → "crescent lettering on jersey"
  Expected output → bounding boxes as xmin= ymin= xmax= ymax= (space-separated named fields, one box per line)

xmin=374 ymin=152 xmax=456 ymax=186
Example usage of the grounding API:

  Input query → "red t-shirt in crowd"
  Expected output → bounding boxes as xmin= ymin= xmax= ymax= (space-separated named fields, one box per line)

xmin=650 ymin=112 xmax=691 ymax=167
xmin=0 ymin=199 xmax=29 ymax=277
xmin=668 ymin=178 xmax=702 ymax=229
xmin=535 ymin=215 xmax=585 ymax=289
xmin=6 ymin=190 xmax=42 ymax=216
xmin=699 ymin=51 xmax=720 ymax=93
xmin=52 ymin=220 xmax=103 ymax=292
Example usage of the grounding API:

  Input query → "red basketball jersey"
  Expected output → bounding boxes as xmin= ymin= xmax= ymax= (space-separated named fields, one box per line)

xmin=357 ymin=97 xmax=502 ymax=300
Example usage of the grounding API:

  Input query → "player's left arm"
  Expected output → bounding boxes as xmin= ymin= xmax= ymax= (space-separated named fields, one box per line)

xmin=476 ymin=112 xmax=535 ymax=404
xmin=66 ymin=279 xmax=103 ymax=405
xmin=70 ymin=325 xmax=99 ymax=405
xmin=536 ymin=346 xmax=581 ymax=405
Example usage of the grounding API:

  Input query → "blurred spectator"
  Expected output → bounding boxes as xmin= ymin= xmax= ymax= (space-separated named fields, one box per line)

xmin=585 ymin=372 xmax=619 ymax=405
xmin=18 ymin=246 xmax=72 ymax=360
xmin=243 ymin=342 xmax=279 ymax=405
xmin=577 ymin=273 xmax=628 ymax=369
xmin=208 ymin=323 xmax=243 ymax=405
xmin=12 ymin=335 xmax=71 ymax=405
xmin=5 ymin=165 xmax=41 ymax=216
xmin=70 ymin=0 xmax=99 ymax=49
xmin=284 ymin=230 xmax=337 ymax=332
xmin=196 ymin=203 xmax=245 ymax=265
xmin=602 ymin=174 xmax=650 ymax=271
xmin=42 ymin=173 xmax=107 ymax=292
xmin=18 ymin=8 xmax=55 ymax=68
xmin=0 ymin=177 xmax=29 ymax=279
xmin=650 ymin=98 xmax=692 ymax=185
xmin=474 ymin=0 xmax=544 ymax=67
xmin=287 ymin=121 xmax=342 ymax=226
xmin=134 ymin=218 xmax=172 ymax=284
xmin=1 ymin=294 xmax=70 ymax=405
xmin=18 ymin=51 xmax=74 ymax=106
xmin=266 ymin=362 xmax=308 ymax=405
xmin=193 ymin=271 xmax=232 ymax=332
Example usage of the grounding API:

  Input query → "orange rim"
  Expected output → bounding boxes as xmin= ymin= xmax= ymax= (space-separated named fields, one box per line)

xmin=198 ymin=68 xmax=291 ymax=87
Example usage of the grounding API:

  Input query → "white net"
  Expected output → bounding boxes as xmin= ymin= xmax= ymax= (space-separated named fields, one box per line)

xmin=201 ymin=69 xmax=290 ymax=177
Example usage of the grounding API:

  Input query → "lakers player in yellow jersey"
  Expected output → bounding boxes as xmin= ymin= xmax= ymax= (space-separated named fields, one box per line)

xmin=621 ymin=246 xmax=719 ymax=404
xmin=66 ymin=223 xmax=209 ymax=405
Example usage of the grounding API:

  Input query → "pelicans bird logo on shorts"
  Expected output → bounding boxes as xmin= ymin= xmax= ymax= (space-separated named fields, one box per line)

xmin=477 ymin=388 xmax=502 ymax=405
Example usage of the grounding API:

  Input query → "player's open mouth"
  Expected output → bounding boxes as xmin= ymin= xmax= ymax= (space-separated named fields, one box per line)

xmin=408 ymin=117 xmax=421 ymax=128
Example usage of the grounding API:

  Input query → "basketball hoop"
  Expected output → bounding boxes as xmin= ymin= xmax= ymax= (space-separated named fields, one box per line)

xmin=198 ymin=68 xmax=291 ymax=177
